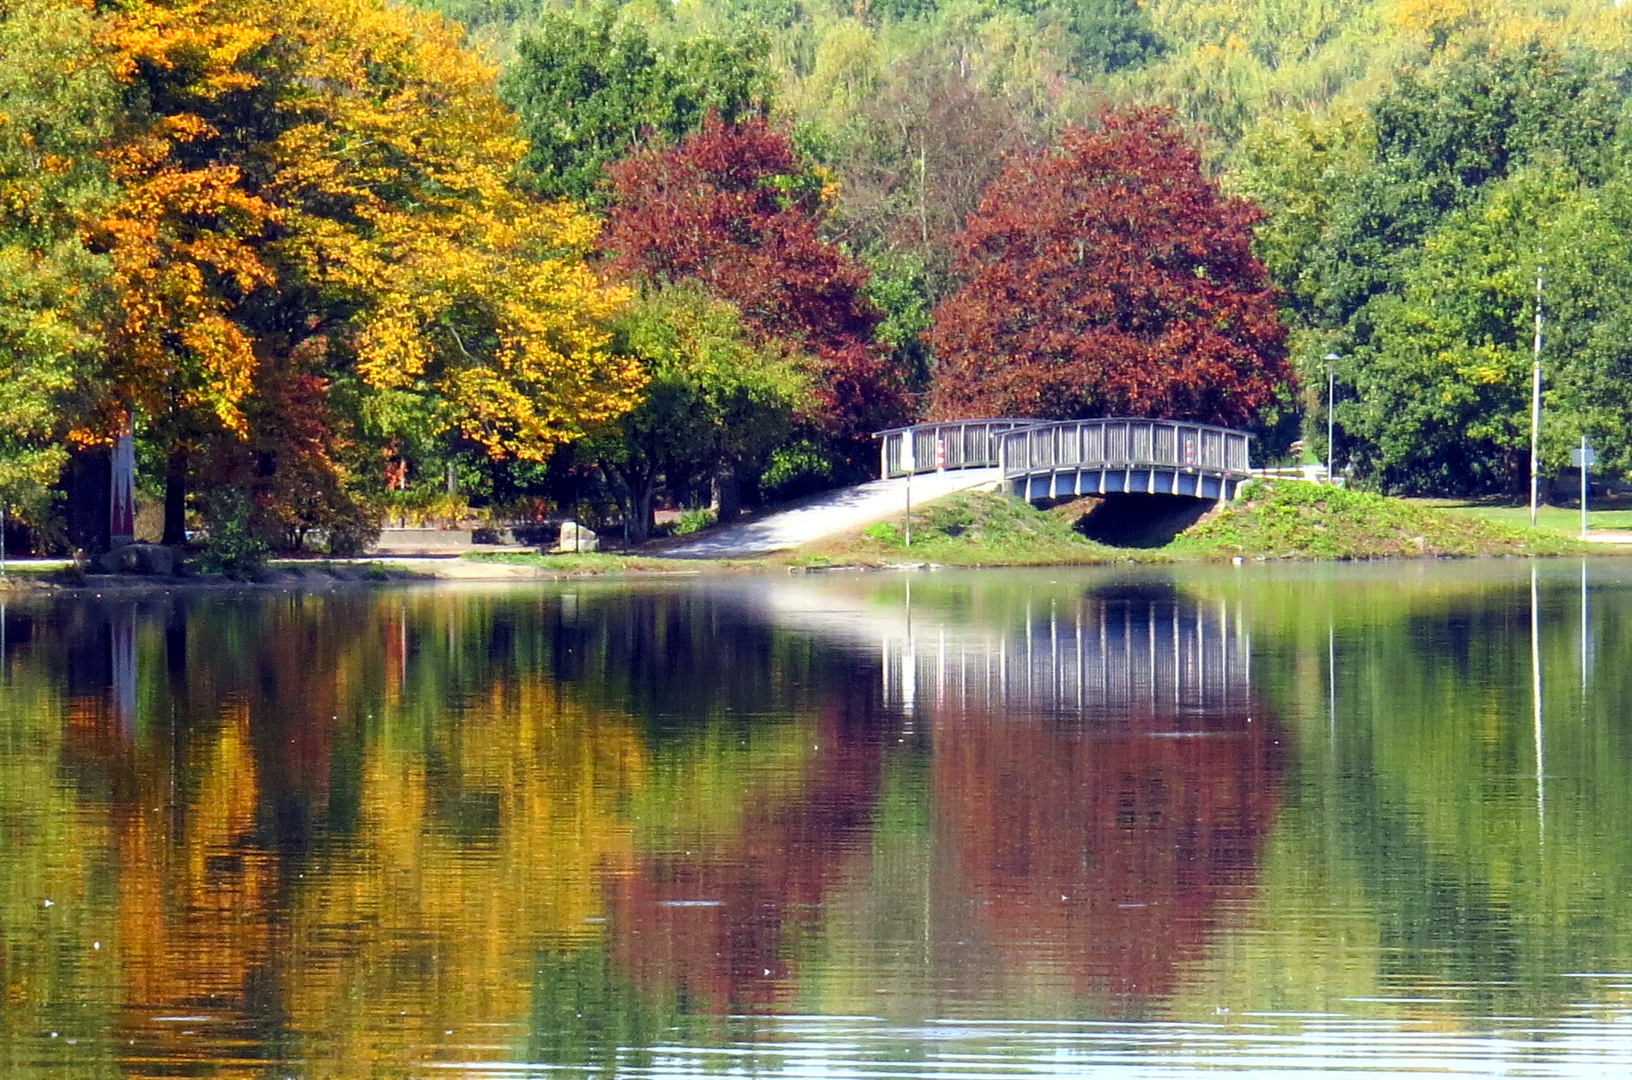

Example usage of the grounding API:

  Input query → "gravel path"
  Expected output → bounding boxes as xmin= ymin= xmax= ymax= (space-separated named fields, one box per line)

xmin=665 ymin=468 xmax=1005 ymax=558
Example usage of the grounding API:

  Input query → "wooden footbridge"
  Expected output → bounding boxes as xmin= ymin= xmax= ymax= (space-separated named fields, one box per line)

xmin=876 ymin=417 xmax=1254 ymax=502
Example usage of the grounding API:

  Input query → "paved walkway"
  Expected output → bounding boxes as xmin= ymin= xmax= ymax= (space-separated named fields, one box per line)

xmin=666 ymin=468 xmax=1005 ymax=558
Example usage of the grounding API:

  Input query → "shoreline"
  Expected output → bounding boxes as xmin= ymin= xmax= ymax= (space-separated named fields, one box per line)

xmin=7 ymin=481 xmax=1630 ymax=596
xmin=6 ymin=545 xmax=1632 ymax=600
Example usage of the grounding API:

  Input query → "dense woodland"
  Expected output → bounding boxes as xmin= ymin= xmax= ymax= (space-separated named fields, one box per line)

xmin=6 ymin=0 xmax=1632 ymax=555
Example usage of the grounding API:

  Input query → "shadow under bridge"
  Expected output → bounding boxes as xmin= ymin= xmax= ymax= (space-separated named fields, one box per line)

xmin=876 ymin=417 xmax=1254 ymax=502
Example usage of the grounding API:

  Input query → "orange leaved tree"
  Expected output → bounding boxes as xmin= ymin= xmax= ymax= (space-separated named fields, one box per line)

xmin=90 ymin=0 xmax=641 ymax=545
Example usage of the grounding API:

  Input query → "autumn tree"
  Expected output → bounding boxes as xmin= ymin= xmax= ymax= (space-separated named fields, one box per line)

xmin=90 ymin=0 xmax=641 ymax=547
xmin=604 ymin=117 xmax=905 ymax=478
xmin=927 ymin=109 xmax=1291 ymax=428
xmin=830 ymin=49 xmax=1046 ymax=299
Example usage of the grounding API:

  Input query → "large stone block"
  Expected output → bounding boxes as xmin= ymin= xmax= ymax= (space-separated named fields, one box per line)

xmin=553 ymin=521 xmax=598 ymax=553
xmin=99 ymin=543 xmax=176 ymax=576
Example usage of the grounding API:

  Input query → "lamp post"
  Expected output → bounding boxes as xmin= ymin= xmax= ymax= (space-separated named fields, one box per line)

xmin=1530 ymin=265 xmax=1544 ymax=528
xmin=1323 ymin=353 xmax=1340 ymax=483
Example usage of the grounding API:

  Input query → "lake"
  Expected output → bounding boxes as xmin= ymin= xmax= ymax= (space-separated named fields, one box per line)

xmin=3 ymin=561 xmax=1632 ymax=1078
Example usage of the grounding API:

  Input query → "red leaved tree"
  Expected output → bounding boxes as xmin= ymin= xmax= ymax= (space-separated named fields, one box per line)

xmin=604 ymin=117 xmax=906 ymax=469
xmin=927 ymin=109 xmax=1292 ymax=427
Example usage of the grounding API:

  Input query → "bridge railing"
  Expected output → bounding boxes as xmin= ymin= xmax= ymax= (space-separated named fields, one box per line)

xmin=999 ymin=418 xmax=1252 ymax=479
xmin=876 ymin=419 xmax=1041 ymax=479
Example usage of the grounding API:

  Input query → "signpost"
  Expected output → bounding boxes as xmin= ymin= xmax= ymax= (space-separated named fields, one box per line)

xmin=901 ymin=433 xmax=914 ymax=547
xmin=1571 ymin=438 xmax=1597 ymax=540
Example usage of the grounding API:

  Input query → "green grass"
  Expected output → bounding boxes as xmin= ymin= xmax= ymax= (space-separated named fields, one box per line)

xmin=807 ymin=491 xmax=1125 ymax=566
xmin=1433 ymin=502 xmax=1632 ymax=537
xmin=806 ymin=481 xmax=1585 ymax=566
xmin=1169 ymin=480 xmax=1583 ymax=559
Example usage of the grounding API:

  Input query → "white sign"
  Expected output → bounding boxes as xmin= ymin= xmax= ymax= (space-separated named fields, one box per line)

xmin=900 ymin=433 xmax=915 ymax=472
xmin=1572 ymin=447 xmax=1598 ymax=468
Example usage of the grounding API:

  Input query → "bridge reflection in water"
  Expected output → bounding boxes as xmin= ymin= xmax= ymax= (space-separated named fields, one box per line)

xmin=769 ymin=579 xmax=1280 ymax=1012
xmin=879 ymin=585 xmax=1251 ymax=726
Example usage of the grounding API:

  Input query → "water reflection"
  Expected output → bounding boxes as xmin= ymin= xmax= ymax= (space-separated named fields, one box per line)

xmin=5 ymin=565 xmax=1632 ymax=1077
xmin=754 ymin=578 xmax=1279 ymax=1017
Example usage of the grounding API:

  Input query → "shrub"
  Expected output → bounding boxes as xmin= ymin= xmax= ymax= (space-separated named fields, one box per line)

xmin=198 ymin=487 xmax=270 ymax=579
xmin=672 ymin=507 xmax=717 ymax=535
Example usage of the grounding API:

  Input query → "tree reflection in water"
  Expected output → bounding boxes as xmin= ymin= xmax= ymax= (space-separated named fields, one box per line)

xmin=0 ymin=577 xmax=1281 ymax=1077
xmin=918 ymin=584 xmax=1282 ymax=1012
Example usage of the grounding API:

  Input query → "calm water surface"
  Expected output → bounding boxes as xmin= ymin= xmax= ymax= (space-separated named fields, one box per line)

xmin=4 ymin=561 xmax=1632 ymax=1078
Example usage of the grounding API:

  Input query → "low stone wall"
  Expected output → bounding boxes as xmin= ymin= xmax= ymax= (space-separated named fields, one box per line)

xmin=370 ymin=528 xmax=475 ymax=555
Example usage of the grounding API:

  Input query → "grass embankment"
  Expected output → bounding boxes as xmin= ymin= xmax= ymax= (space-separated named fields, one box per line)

xmin=1169 ymin=481 xmax=1583 ymax=559
xmin=803 ymin=491 xmax=1122 ymax=566
xmin=806 ymin=480 xmax=1583 ymax=565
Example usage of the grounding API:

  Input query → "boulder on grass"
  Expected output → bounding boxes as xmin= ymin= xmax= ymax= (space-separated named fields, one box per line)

xmin=99 ymin=543 xmax=176 ymax=575
xmin=552 ymin=521 xmax=598 ymax=553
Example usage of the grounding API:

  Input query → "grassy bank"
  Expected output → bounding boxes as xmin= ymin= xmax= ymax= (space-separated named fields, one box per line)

xmin=1170 ymin=481 xmax=1582 ymax=559
xmin=802 ymin=490 xmax=1122 ymax=566
xmin=801 ymin=480 xmax=1585 ymax=566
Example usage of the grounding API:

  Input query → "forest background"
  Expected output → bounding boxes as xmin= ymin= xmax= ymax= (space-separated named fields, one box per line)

xmin=7 ymin=0 xmax=1632 ymax=556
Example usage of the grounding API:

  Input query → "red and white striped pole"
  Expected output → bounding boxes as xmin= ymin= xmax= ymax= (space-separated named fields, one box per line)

xmin=110 ymin=413 xmax=136 ymax=549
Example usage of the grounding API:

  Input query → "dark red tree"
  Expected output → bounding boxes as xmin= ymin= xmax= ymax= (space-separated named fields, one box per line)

xmin=604 ymin=117 xmax=907 ymax=464
xmin=927 ymin=109 xmax=1292 ymax=427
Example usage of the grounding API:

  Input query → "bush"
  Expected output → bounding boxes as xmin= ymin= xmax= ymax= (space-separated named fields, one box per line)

xmin=324 ymin=507 xmax=380 ymax=557
xmin=861 ymin=521 xmax=901 ymax=543
xmin=671 ymin=507 xmax=717 ymax=535
xmin=198 ymin=487 xmax=270 ymax=579
xmin=758 ymin=439 xmax=836 ymax=503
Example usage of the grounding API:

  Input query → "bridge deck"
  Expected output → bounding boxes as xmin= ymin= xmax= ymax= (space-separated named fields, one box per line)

xmin=877 ymin=418 xmax=1254 ymax=502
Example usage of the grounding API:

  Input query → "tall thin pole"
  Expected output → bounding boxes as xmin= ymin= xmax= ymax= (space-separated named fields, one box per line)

xmin=1324 ymin=353 xmax=1341 ymax=484
xmin=1581 ymin=434 xmax=1589 ymax=540
xmin=1328 ymin=367 xmax=1336 ymax=481
xmin=1530 ymin=266 xmax=1544 ymax=528
xmin=905 ymin=470 xmax=912 ymax=547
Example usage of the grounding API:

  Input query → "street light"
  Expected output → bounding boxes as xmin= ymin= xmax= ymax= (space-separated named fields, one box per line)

xmin=1530 ymin=265 xmax=1544 ymax=528
xmin=1323 ymin=353 xmax=1340 ymax=484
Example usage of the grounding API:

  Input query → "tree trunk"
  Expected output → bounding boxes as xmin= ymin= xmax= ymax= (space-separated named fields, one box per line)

xmin=713 ymin=466 xmax=741 ymax=524
xmin=626 ymin=480 xmax=655 ymax=544
xmin=163 ymin=445 xmax=188 ymax=546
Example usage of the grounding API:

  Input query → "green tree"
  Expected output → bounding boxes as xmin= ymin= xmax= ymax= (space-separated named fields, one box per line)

xmin=500 ymin=11 xmax=772 ymax=203
xmin=1341 ymin=163 xmax=1632 ymax=494
xmin=1309 ymin=46 xmax=1625 ymax=328
xmin=1041 ymin=0 xmax=1163 ymax=76
xmin=0 ymin=0 xmax=114 ymax=526
xmin=590 ymin=285 xmax=806 ymax=541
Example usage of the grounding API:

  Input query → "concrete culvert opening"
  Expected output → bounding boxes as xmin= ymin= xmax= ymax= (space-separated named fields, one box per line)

xmin=1071 ymin=493 xmax=1220 ymax=548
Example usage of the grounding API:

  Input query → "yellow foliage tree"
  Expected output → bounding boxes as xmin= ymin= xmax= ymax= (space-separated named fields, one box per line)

xmin=87 ymin=0 xmax=642 ymax=539
xmin=258 ymin=0 xmax=642 ymax=460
